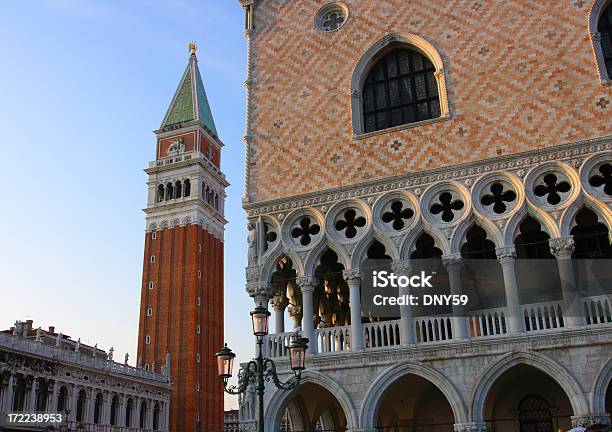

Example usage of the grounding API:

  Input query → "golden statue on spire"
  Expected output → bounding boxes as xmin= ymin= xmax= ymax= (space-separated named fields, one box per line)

xmin=189 ymin=41 xmax=197 ymax=55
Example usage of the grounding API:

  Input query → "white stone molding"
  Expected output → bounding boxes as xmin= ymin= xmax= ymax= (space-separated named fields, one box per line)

xmin=589 ymin=0 xmax=612 ymax=84
xmin=559 ymin=196 xmax=612 ymax=237
xmin=281 ymin=207 xmax=325 ymax=252
xmin=420 ymin=181 xmax=471 ymax=228
xmin=524 ymin=161 xmax=581 ymax=212
xmin=350 ymin=233 xmax=399 ymax=269
xmin=350 ymin=32 xmax=450 ymax=135
xmin=399 ymin=222 xmax=451 ymax=259
xmin=325 ymin=199 xmax=373 ymax=245
xmin=302 ymin=239 xmax=350 ymax=277
xmin=503 ymin=205 xmax=561 ymax=246
xmin=471 ymin=171 xmax=524 ymax=220
xmin=469 ymin=351 xmax=590 ymax=423
xmin=359 ymin=361 xmax=468 ymax=429
xmin=579 ymin=151 xmax=612 ymax=203
xmin=450 ymin=215 xmax=504 ymax=254
xmin=371 ymin=190 xmax=420 ymax=236
xmin=264 ymin=369 xmax=358 ymax=431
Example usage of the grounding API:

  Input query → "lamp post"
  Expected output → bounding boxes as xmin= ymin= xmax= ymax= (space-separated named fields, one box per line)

xmin=215 ymin=306 xmax=309 ymax=432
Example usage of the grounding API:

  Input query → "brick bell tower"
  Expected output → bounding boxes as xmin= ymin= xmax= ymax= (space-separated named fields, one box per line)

xmin=137 ymin=42 xmax=227 ymax=432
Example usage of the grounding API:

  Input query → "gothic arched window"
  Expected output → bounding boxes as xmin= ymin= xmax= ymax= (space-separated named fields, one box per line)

xmin=183 ymin=179 xmax=191 ymax=197
xmin=599 ymin=2 xmax=612 ymax=77
xmin=174 ymin=180 xmax=182 ymax=199
xmin=362 ymin=48 xmax=441 ymax=133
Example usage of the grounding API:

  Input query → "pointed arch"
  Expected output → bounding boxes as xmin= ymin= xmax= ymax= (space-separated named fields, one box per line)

xmin=591 ymin=356 xmax=612 ymax=414
xmin=359 ymin=360 xmax=468 ymax=429
xmin=351 ymin=233 xmax=399 ymax=268
xmin=451 ymin=216 xmax=503 ymax=254
xmin=260 ymin=249 xmax=304 ymax=283
xmin=504 ymin=207 xmax=560 ymax=246
xmin=264 ymin=370 xmax=358 ymax=431
xmin=470 ymin=351 xmax=590 ymax=422
xmin=303 ymin=240 xmax=350 ymax=276
xmin=400 ymin=225 xmax=450 ymax=259
xmin=351 ymin=32 xmax=450 ymax=135
xmin=559 ymin=197 xmax=612 ymax=237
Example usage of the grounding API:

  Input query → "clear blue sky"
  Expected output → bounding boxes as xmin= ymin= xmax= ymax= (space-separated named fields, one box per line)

xmin=0 ymin=0 xmax=251 ymax=409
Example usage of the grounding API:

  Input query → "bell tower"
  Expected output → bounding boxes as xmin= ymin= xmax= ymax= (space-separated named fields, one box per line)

xmin=137 ymin=42 xmax=227 ymax=432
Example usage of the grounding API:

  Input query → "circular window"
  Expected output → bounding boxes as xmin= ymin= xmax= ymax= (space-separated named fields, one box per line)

xmin=315 ymin=2 xmax=349 ymax=32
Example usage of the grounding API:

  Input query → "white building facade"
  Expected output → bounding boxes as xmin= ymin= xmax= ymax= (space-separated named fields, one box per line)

xmin=0 ymin=323 xmax=171 ymax=432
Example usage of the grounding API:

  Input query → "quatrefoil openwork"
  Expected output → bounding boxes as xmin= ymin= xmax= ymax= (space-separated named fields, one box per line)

xmin=588 ymin=163 xmax=612 ymax=196
xmin=291 ymin=217 xmax=320 ymax=246
xmin=533 ymin=173 xmax=571 ymax=205
xmin=430 ymin=192 xmax=464 ymax=222
xmin=480 ymin=183 xmax=517 ymax=214
xmin=382 ymin=201 xmax=414 ymax=231
xmin=335 ymin=209 xmax=366 ymax=239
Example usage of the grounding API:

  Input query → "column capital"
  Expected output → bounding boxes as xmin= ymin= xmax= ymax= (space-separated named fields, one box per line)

xmin=442 ymin=253 xmax=462 ymax=269
xmin=296 ymin=276 xmax=318 ymax=291
xmin=342 ymin=269 xmax=360 ymax=284
xmin=269 ymin=292 xmax=289 ymax=311
xmin=496 ymin=246 xmax=516 ymax=263
xmin=245 ymin=281 xmax=270 ymax=300
xmin=549 ymin=236 xmax=575 ymax=258
xmin=571 ymin=414 xmax=610 ymax=428
xmin=454 ymin=422 xmax=487 ymax=432
xmin=391 ymin=260 xmax=412 ymax=275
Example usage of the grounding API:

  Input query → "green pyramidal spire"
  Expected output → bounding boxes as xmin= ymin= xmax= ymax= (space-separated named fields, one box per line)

xmin=160 ymin=43 xmax=218 ymax=137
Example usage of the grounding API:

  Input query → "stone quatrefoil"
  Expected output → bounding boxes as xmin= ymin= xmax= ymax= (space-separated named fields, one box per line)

xmin=382 ymin=201 xmax=414 ymax=230
xmin=589 ymin=163 xmax=612 ymax=196
xmin=480 ymin=183 xmax=517 ymax=214
xmin=291 ymin=217 xmax=320 ymax=246
xmin=335 ymin=209 xmax=366 ymax=239
xmin=533 ymin=173 xmax=571 ymax=205
xmin=430 ymin=192 xmax=464 ymax=222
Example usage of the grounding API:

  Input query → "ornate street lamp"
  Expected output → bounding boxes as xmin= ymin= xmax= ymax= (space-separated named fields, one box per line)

xmin=215 ymin=307 xmax=308 ymax=432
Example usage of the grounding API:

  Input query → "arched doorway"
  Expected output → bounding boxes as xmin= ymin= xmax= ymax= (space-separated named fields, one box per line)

xmin=482 ymin=364 xmax=573 ymax=432
xmin=376 ymin=373 xmax=455 ymax=431
xmin=276 ymin=383 xmax=348 ymax=431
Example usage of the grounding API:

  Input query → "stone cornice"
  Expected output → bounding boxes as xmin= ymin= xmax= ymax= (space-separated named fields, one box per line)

xmin=244 ymin=135 xmax=612 ymax=218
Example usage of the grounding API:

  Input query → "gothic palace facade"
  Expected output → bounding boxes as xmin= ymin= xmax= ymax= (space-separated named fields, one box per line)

xmin=238 ymin=1 xmax=612 ymax=431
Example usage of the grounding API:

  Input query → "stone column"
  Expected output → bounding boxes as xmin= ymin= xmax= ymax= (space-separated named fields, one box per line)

xmin=296 ymin=276 xmax=317 ymax=354
xmin=49 ymin=380 xmax=58 ymax=413
xmin=391 ymin=260 xmax=415 ymax=345
xmin=270 ymin=292 xmax=288 ymax=334
xmin=496 ymin=246 xmax=526 ymax=334
xmin=442 ymin=254 xmax=469 ymax=340
xmin=86 ymin=389 xmax=95 ymax=425
xmin=550 ymin=237 xmax=584 ymax=327
xmin=117 ymin=395 xmax=125 ymax=427
xmin=26 ymin=376 xmax=37 ymax=411
xmin=68 ymin=386 xmax=78 ymax=421
xmin=342 ymin=269 xmax=364 ymax=351
xmin=1 ymin=372 xmax=13 ymax=412
xmin=164 ymin=401 xmax=170 ymax=431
